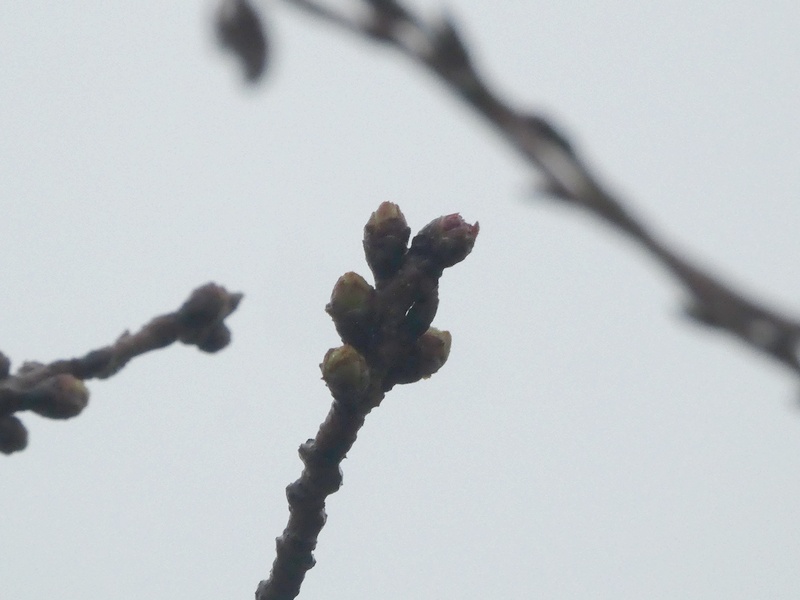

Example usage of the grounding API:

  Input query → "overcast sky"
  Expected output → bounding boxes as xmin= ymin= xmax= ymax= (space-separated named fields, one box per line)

xmin=3 ymin=1 xmax=800 ymax=598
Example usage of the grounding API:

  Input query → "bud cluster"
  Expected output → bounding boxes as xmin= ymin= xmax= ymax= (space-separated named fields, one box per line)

xmin=177 ymin=282 xmax=243 ymax=353
xmin=326 ymin=203 xmax=477 ymax=398
xmin=264 ymin=203 xmax=477 ymax=598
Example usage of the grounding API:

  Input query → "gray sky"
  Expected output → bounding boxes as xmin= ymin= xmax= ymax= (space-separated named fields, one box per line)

xmin=3 ymin=1 xmax=800 ymax=598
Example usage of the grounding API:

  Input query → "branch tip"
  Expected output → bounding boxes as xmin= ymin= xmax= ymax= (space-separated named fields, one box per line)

xmin=216 ymin=0 xmax=269 ymax=82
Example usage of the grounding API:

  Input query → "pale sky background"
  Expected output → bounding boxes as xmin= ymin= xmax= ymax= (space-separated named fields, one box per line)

xmin=2 ymin=1 xmax=800 ymax=598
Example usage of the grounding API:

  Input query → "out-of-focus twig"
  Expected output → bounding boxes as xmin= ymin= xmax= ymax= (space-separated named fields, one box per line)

xmin=0 ymin=283 xmax=242 ymax=454
xmin=276 ymin=0 xmax=800 ymax=375
xmin=216 ymin=0 xmax=269 ymax=82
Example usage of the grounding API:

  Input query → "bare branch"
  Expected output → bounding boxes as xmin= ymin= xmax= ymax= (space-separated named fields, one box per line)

xmin=278 ymin=0 xmax=800 ymax=374
xmin=0 ymin=282 xmax=243 ymax=454
xmin=285 ymin=0 xmax=365 ymax=34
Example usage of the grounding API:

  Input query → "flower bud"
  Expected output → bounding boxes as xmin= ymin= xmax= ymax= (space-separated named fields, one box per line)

xmin=29 ymin=374 xmax=90 ymax=420
xmin=321 ymin=345 xmax=370 ymax=399
xmin=326 ymin=272 xmax=375 ymax=317
xmin=0 ymin=415 xmax=28 ymax=454
xmin=363 ymin=202 xmax=411 ymax=281
xmin=409 ymin=213 xmax=479 ymax=269
xmin=390 ymin=327 xmax=452 ymax=385
xmin=415 ymin=327 xmax=452 ymax=379
xmin=326 ymin=272 xmax=377 ymax=349
xmin=177 ymin=283 xmax=243 ymax=347
xmin=197 ymin=324 xmax=232 ymax=353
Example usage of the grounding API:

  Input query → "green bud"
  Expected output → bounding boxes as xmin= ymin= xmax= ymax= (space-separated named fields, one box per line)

xmin=326 ymin=272 xmax=375 ymax=317
xmin=416 ymin=327 xmax=452 ymax=379
xmin=320 ymin=345 xmax=371 ymax=398
xmin=389 ymin=327 xmax=452 ymax=385
xmin=326 ymin=272 xmax=376 ymax=350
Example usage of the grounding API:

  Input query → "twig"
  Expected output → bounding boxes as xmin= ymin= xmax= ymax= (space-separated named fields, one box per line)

xmin=277 ymin=0 xmax=800 ymax=374
xmin=256 ymin=203 xmax=478 ymax=600
xmin=0 ymin=282 xmax=242 ymax=454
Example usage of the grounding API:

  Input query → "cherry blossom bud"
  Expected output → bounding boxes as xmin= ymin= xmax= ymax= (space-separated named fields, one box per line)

xmin=0 ymin=415 xmax=28 ymax=454
xmin=326 ymin=272 xmax=375 ymax=319
xmin=409 ymin=213 xmax=479 ymax=270
xmin=363 ymin=202 xmax=411 ymax=280
xmin=415 ymin=327 xmax=452 ymax=379
xmin=29 ymin=374 xmax=89 ymax=419
xmin=179 ymin=283 xmax=241 ymax=327
xmin=177 ymin=283 xmax=242 ymax=349
xmin=390 ymin=327 xmax=452 ymax=385
xmin=197 ymin=324 xmax=232 ymax=353
xmin=326 ymin=272 xmax=377 ymax=349
xmin=321 ymin=345 xmax=371 ymax=398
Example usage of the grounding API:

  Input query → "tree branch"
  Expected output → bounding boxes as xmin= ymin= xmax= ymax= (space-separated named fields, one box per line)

xmin=0 ymin=282 xmax=243 ymax=454
xmin=256 ymin=203 xmax=478 ymax=600
xmin=277 ymin=0 xmax=800 ymax=374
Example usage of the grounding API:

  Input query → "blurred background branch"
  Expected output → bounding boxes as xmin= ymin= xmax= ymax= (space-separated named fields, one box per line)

xmin=0 ymin=283 xmax=242 ymax=454
xmin=218 ymin=0 xmax=800 ymax=374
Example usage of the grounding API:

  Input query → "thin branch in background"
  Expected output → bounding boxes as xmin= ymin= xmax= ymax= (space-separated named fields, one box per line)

xmin=0 ymin=282 xmax=242 ymax=454
xmin=272 ymin=0 xmax=800 ymax=374
xmin=256 ymin=203 xmax=478 ymax=600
